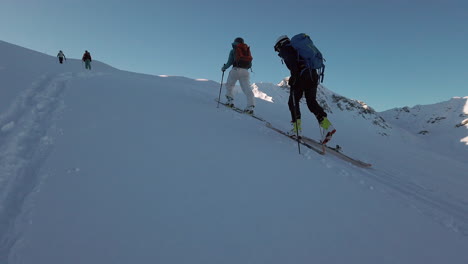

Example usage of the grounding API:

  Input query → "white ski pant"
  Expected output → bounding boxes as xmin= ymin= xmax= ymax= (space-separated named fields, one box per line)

xmin=225 ymin=67 xmax=255 ymax=107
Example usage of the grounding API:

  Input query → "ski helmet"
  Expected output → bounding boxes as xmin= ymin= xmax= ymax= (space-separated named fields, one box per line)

xmin=274 ymin=35 xmax=289 ymax=52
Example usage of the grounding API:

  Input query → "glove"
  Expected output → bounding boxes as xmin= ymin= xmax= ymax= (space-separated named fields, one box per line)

xmin=288 ymin=75 xmax=296 ymax=86
xmin=221 ymin=64 xmax=226 ymax=72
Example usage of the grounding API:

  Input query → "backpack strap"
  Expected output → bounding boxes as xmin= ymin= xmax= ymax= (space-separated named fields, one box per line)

xmin=319 ymin=64 xmax=325 ymax=83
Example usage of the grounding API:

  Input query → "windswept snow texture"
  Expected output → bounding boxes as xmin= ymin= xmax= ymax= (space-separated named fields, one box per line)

xmin=1 ymin=40 xmax=468 ymax=264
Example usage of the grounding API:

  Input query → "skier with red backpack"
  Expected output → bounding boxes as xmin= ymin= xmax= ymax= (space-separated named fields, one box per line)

xmin=274 ymin=34 xmax=336 ymax=145
xmin=221 ymin=37 xmax=255 ymax=114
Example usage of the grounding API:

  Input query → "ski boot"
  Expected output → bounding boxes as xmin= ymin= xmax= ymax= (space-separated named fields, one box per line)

xmin=288 ymin=119 xmax=302 ymax=138
xmin=320 ymin=117 xmax=336 ymax=145
xmin=226 ymin=96 xmax=234 ymax=108
xmin=244 ymin=105 xmax=255 ymax=115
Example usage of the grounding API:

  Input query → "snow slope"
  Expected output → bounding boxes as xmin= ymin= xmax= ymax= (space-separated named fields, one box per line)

xmin=1 ymin=40 xmax=468 ymax=264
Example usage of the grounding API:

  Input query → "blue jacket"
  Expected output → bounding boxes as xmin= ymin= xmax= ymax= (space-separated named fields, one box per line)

xmin=222 ymin=41 xmax=240 ymax=71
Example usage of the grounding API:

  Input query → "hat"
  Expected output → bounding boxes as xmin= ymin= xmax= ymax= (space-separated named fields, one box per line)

xmin=274 ymin=35 xmax=289 ymax=52
xmin=234 ymin=37 xmax=244 ymax=44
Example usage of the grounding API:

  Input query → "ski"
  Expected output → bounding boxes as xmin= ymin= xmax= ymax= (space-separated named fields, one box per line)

xmin=216 ymin=99 xmax=371 ymax=168
xmin=216 ymin=100 xmax=265 ymax=121
xmin=265 ymin=122 xmax=325 ymax=155
xmin=300 ymin=135 xmax=372 ymax=168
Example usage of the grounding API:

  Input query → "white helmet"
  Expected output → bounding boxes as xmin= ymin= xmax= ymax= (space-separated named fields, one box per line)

xmin=274 ymin=35 xmax=289 ymax=51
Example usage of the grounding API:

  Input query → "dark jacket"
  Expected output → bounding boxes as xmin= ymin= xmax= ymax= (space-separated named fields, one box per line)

xmin=82 ymin=52 xmax=92 ymax=62
xmin=277 ymin=43 xmax=306 ymax=79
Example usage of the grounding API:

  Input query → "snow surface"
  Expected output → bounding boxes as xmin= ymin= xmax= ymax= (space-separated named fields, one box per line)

xmin=1 ymin=40 xmax=468 ymax=263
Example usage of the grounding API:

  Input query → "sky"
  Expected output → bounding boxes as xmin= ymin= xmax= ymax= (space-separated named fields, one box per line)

xmin=0 ymin=0 xmax=467 ymax=111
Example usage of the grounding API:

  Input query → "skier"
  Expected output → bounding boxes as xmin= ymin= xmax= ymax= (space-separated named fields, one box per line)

xmin=221 ymin=37 xmax=255 ymax=114
xmin=274 ymin=35 xmax=336 ymax=144
xmin=82 ymin=50 xmax=92 ymax=70
xmin=57 ymin=50 xmax=66 ymax=64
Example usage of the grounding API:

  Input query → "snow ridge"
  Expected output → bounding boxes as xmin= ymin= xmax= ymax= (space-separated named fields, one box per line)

xmin=381 ymin=97 xmax=468 ymax=134
xmin=380 ymin=97 xmax=468 ymax=158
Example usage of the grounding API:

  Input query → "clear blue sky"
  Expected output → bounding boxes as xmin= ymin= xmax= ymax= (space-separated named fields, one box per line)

xmin=1 ymin=0 xmax=466 ymax=111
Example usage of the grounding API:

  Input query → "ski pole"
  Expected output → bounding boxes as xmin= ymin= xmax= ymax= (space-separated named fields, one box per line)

xmin=216 ymin=70 xmax=225 ymax=108
xmin=291 ymin=89 xmax=301 ymax=154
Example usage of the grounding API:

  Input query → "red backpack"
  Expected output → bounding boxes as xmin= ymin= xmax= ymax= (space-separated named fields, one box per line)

xmin=234 ymin=43 xmax=253 ymax=69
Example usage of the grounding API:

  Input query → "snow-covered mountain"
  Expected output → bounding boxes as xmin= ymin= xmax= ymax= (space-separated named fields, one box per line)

xmin=1 ymin=40 xmax=468 ymax=264
xmin=256 ymin=79 xmax=391 ymax=137
xmin=381 ymin=98 xmax=468 ymax=160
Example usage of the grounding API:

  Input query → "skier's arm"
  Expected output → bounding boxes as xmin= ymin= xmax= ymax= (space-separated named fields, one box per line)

xmin=280 ymin=46 xmax=301 ymax=78
xmin=222 ymin=49 xmax=234 ymax=71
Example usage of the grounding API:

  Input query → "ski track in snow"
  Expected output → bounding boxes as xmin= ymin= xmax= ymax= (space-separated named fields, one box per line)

xmin=358 ymin=167 xmax=468 ymax=235
xmin=265 ymin=123 xmax=468 ymax=236
xmin=237 ymin=105 xmax=468 ymax=237
xmin=321 ymin=151 xmax=468 ymax=235
xmin=0 ymin=72 xmax=75 ymax=261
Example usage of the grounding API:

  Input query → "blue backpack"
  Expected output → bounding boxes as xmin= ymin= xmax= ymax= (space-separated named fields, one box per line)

xmin=290 ymin=33 xmax=325 ymax=82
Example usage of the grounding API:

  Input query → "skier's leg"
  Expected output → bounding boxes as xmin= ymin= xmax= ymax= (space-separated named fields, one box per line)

xmin=288 ymin=89 xmax=302 ymax=122
xmin=304 ymin=70 xmax=327 ymax=122
xmin=225 ymin=68 xmax=238 ymax=102
xmin=288 ymin=75 xmax=306 ymax=122
xmin=238 ymin=68 xmax=255 ymax=108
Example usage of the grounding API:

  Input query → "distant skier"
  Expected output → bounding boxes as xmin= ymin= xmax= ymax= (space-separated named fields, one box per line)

xmin=82 ymin=50 xmax=92 ymax=70
xmin=274 ymin=34 xmax=336 ymax=144
xmin=57 ymin=50 xmax=66 ymax=64
xmin=221 ymin=37 xmax=255 ymax=114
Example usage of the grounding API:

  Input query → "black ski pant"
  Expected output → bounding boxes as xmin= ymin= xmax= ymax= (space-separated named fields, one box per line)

xmin=59 ymin=57 xmax=64 ymax=64
xmin=288 ymin=69 xmax=327 ymax=123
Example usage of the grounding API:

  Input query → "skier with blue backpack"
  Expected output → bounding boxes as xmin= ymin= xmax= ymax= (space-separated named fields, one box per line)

xmin=274 ymin=34 xmax=336 ymax=145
